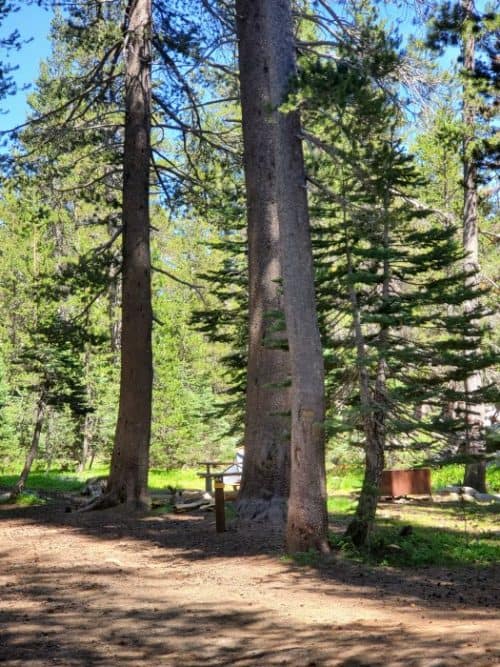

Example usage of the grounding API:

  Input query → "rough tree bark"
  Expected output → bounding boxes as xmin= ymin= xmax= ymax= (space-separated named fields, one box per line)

xmin=346 ymin=353 xmax=386 ymax=547
xmin=98 ymin=0 xmax=153 ymax=509
xmin=235 ymin=0 xmax=292 ymax=529
xmin=461 ymin=0 xmax=486 ymax=492
xmin=236 ymin=0 xmax=328 ymax=553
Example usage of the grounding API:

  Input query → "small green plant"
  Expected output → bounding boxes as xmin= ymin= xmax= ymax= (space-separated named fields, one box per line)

xmin=150 ymin=502 xmax=175 ymax=514
xmin=0 ymin=491 xmax=46 ymax=506
xmin=328 ymin=532 xmax=360 ymax=558
xmin=288 ymin=549 xmax=323 ymax=567
xmin=17 ymin=492 xmax=46 ymax=506
xmin=224 ymin=501 xmax=237 ymax=521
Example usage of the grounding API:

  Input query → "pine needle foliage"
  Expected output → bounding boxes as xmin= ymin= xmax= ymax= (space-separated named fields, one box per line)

xmin=291 ymin=12 xmax=498 ymax=463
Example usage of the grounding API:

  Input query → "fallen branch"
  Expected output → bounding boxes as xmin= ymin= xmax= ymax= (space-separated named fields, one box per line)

xmin=174 ymin=497 xmax=214 ymax=512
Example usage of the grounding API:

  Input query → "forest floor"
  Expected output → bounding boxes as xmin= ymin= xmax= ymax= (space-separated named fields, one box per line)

xmin=0 ymin=493 xmax=499 ymax=667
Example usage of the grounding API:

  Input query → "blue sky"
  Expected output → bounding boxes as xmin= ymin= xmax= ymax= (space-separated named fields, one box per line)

xmin=0 ymin=0 xmax=489 ymax=135
xmin=0 ymin=0 xmax=421 ymax=136
xmin=0 ymin=3 xmax=52 ymax=132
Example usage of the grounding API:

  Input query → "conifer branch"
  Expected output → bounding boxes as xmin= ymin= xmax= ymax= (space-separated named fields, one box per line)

xmin=74 ymin=267 xmax=123 ymax=322
xmin=152 ymin=265 xmax=207 ymax=305
xmin=92 ymin=227 xmax=123 ymax=256
xmin=390 ymin=188 xmax=457 ymax=226
xmin=52 ymin=169 xmax=121 ymax=194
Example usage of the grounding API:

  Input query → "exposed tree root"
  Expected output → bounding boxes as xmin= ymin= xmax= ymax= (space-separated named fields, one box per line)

xmin=344 ymin=518 xmax=370 ymax=548
xmin=0 ymin=490 xmax=18 ymax=504
xmin=76 ymin=489 xmax=150 ymax=512
xmin=77 ymin=491 xmax=121 ymax=512
xmin=235 ymin=496 xmax=288 ymax=533
xmin=286 ymin=522 xmax=331 ymax=555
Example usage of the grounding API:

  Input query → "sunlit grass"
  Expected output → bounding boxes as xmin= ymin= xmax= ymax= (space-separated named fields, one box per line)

xmin=432 ymin=463 xmax=500 ymax=492
xmin=326 ymin=495 xmax=499 ymax=567
xmin=1 ymin=461 xmax=497 ymax=496
xmin=148 ymin=468 xmax=201 ymax=491
xmin=327 ymin=469 xmax=363 ymax=495
xmin=327 ymin=495 xmax=357 ymax=516
xmin=377 ymin=500 xmax=499 ymax=533
xmin=0 ymin=465 xmax=203 ymax=495
xmin=0 ymin=471 xmax=86 ymax=493
xmin=329 ymin=522 xmax=499 ymax=567
xmin=325 ymin=463 xmax=500 ymax=495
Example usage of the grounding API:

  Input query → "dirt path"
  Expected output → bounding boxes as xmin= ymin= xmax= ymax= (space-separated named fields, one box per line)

xmin=1 ymin=500 xmax=498 ymax=666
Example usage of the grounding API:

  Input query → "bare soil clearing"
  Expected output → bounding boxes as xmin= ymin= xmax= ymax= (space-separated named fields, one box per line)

xmin=1 ymin=497 xmax=498 ymax=666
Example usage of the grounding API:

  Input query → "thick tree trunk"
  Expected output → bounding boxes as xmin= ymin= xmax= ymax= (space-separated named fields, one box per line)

xmin=279 ymin=107 xmax=328 ymax=554
xmin=104 ymin=0 xmax=153 ymax=510
xmin=235 ymin=0 xmax=292 ymax=529
xmin=461 ymin=0 xmax=486 ymax=493
xmin=346 ymin=420 xmax=385 ymax=547
xmin=236 ymin=0 xmax=328 ymax=552
xmin=464 ymin=459 xmax=487 ymax=491
xmin=10 ymin=392 xmax=47 ymax=499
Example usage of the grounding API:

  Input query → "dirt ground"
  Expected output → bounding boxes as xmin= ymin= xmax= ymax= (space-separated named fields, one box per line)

xmin=0 ymin=496 xmax=498 ymax=667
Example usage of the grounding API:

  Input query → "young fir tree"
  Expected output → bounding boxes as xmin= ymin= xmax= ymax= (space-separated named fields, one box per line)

xmin=9 ymin=313 xmax=97 ymax=498
xmin=292 ymin=12 xmax=498 ymax=545
xmin=0 ymin=5 xmax=124 ymax=475
xmin=426 ymin=0 xmax=499 ymax=491
xmin=413 ymin=102 xmax=499 ymax=469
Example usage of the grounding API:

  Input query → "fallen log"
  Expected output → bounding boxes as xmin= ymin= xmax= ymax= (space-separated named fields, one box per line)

xmin=174 ymin=497 xmax=214 ymax=512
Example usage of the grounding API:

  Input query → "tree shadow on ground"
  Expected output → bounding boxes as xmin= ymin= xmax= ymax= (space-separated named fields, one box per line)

xmin=1 ymin=496 xmax=498 ymax=615
xmin=0 ymin=556 xmax=498 ymax=666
